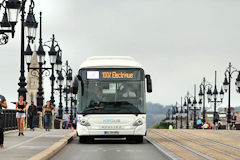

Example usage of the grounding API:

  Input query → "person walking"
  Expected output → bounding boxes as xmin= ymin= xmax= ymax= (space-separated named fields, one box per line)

xmin=232 ymin=113 xmax=237 ymax=129
xmin=42 ymin=101 xmax=55 ymax=131
xmin=72 ymin=118 xmax=77 ymax=130
xmin=16 ymin=95 xmax=26 ymax=136
xmin=62 ymin=111 xmax=69 ymax=129
xmin=28 ymin=101 xmax=37 ymax=131
xmin=0 ymin=94 xmax=7 ymax=148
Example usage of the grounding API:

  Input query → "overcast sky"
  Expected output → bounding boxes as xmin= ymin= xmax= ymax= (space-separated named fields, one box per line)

xmin=1 ymin=0 xmax=240 ymax=109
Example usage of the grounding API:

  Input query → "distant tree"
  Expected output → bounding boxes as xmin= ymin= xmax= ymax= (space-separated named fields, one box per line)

xmin=152 ymin=120 xmax=169 ymax=129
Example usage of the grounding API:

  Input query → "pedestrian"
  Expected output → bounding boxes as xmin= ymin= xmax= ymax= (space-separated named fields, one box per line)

xmin=232 ymin=113 xmax=237 ymax=129
xmin=42 ymin=101 xmax=55 ymax=131
xmin=62 ymin=111 xmax=69 ymax=129
xmin=214 ymin=113 xmax=219 ymax=129
xmin=16 ymin=95 xmax=26 ymax=136
xmin=208 ymin=123 xmax=211 ymax=129
xmin=72 ymin=118 xmax=77 ymax=130
xmin=0 ymin=94 xmax=7 ymax=148
xmin=202 ymin=122 xmax=208 ymax=129
xmin=218 ymin=120 xmax=222 ymax=130
xmin=169 ymin=124 xmax=173 ymax=130
xmin=28 ymin=101 xmax=37 ymax=131
xmin=196 ymin=119 xmax=201 ymax=129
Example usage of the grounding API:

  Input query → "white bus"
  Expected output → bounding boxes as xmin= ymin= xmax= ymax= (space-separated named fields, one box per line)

xmin=72 ymin=56 xmax=152 ymax=143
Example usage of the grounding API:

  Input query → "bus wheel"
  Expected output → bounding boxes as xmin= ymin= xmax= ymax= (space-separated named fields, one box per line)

xmin=79 ymin=136 xmax=88 ymax=143
xmin=126 ymin=136 xmax=143 ymax=144
xmin=79 ymin=136 xmax=94 ymax=144
xmin=135 ymin=136 xmax=143 ymax=143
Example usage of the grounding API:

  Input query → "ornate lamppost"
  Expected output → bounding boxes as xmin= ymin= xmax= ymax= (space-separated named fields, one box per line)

xmin=25 ymin=12 xmax=60 ymax=110
xmin=0 ymin=0 xmax=38 ymax=100
xmin=208 ymin=71 xmax=224 ymax=127
xmin=198 ymin=77 xmax=212 ymax=123
xmin=223 ymin=63 xmax=240 ymax=129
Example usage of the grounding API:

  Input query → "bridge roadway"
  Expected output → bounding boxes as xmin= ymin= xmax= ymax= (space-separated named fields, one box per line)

xmin=52 ymin=129 xmax=240 ymax=160
xmin=51 ymin=137 xmax=171 ymax=160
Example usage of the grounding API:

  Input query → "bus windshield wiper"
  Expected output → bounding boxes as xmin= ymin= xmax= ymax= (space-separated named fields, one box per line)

xmin=84 ymin=107 xmax=103 ymax=111
xmin=120 ymin=105 xmax=140 ymax=116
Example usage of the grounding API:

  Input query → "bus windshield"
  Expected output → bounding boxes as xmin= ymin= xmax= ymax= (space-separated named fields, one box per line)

xmin=77 ymin=69 xmax=146 ymax=114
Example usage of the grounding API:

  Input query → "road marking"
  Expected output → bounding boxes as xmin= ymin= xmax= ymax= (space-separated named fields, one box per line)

xmin=125 ymin=149 xmax=135 ymax=152
xmin=0 ymin=132 xmax=49 ymax=153
xmin=82 ymin=149 xmax=98 ymax=152
xmin=44 ymin=135 xmax=65 ymax=138
xmin=17 ymin=145 xmax=48 ymax=150
xmin=150 ymin=130 xmax=215 ymax=160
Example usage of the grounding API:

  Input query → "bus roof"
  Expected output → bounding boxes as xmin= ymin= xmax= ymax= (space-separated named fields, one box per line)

xmin=79 ymin=56 xmax=143 ymax=69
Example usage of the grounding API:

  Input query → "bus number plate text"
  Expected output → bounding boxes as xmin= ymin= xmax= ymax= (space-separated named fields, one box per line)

xmin=104 ymin=131 xmax=119 ymax=135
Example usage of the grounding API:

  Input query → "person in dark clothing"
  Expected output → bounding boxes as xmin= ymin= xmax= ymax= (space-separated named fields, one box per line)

xmin=0 ymin=95 xmax=7 ymax=148
xmin=28 ymin=101 xmax=37 ymax=131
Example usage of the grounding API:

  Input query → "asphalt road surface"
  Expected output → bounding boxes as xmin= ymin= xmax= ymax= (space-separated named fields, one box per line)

xmin=51 ymin=137 xmax=171 ymax=160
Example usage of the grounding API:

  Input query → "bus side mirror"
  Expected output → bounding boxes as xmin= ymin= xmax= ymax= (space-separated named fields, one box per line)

xmin=145 ymin=74 xmax=152 ymax=93
xmin=72 ymin=76 xmax=79 ymax=94
xmin=76 ymin=75 xmax=84 ymax=96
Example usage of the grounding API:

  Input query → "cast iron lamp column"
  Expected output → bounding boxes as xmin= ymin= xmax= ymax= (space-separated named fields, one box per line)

xmin=183 ymin=88 xmax=196 ymax=129
xmin=56 ymin=60 xmax=73 ymax=118
xmin=180 ymin=97 xmax=183 ymax=129
xmin=207 ymin=71 xmax=224 ymax=127
xmin=0 ymin=0 xmax=38 ymax=99
xmin=56 ymin=71 xmax=64 ymax=119
xmin=198 ymin=77 xmax=212 ymax=123
xmin=223 ymin=63 xmax=240 ymax=129
xmin=25 ymin=13 xmax=59 ymax=111
xmin=175 ymin=102 xmax=178 ymax=129
xmin=193 ymin=84 xmax=198 ymax=129
xmin=183 ymin=92 xmax=192 ymax=129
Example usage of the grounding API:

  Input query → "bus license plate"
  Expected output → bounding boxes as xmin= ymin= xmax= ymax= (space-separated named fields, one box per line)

xmin=104 ymin=131 xmax=119 ymax=135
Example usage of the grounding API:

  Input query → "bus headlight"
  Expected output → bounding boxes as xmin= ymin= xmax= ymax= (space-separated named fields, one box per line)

xmin=133 ymin=119 xmax=143 ymax=126
xmin=80 ymin=119 xmax=91 ymax=126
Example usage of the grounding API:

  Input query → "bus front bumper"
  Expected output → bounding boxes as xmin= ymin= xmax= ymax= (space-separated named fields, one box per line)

xmin=77 ymin=124 xmax=146 ymax=136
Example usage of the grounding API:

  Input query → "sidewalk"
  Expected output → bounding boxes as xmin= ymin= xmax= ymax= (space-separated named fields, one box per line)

xmin=0 ymin=129 xmax=74 ymax=160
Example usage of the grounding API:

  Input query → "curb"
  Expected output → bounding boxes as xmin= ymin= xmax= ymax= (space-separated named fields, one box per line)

xmin=28 ymin=131 xmax=77 ymax=160
xmin=4 ymin=130 xmax=18 ymax=135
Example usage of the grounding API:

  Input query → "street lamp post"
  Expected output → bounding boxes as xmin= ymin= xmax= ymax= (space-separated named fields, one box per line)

xmin=25 ymin=12 xmax=59 ymax=111
xmin=198 ymin=77 xmax=212 ymax=123
xmin=223 ymin=63 xmax=240 ymax=129
xmin=193 ymin=85 xmax=198 ymax=129
xmin=171 ymin=105 xmax=174 ymax=126
xmin=56 ymin=60 xmax=73 ymax=120
xmin=175 ymin=102 xmax=178 ymax=129
xmin=0 ymin=0 xmax=38 ymax=100
xmin=183 ymin=85 xmax=197 ymax=129
xmin=180 ymin=97 xmax=183 ymax=129
xmin=183 ymin=92 xmax=192 ymax=129
xmin=208 ymin=71 xmax=224 ymax=127
xmin=56 ymin=71 xmax=64 ymax=119
xmin=73 ymin=95 xmax=77 ymax=118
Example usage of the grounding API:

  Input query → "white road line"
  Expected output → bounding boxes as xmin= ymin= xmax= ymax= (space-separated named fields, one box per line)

xmin=145 ymin=136 xmax=183 ymax=160
xmin=0 ymin=132 xmax=49 ymax=153
xmin=150 ymin=130 xmax=215 ymax=160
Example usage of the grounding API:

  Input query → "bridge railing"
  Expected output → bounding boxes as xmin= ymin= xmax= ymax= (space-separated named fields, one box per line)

xmin=3 ymin=109 xmax=17 ymax=131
